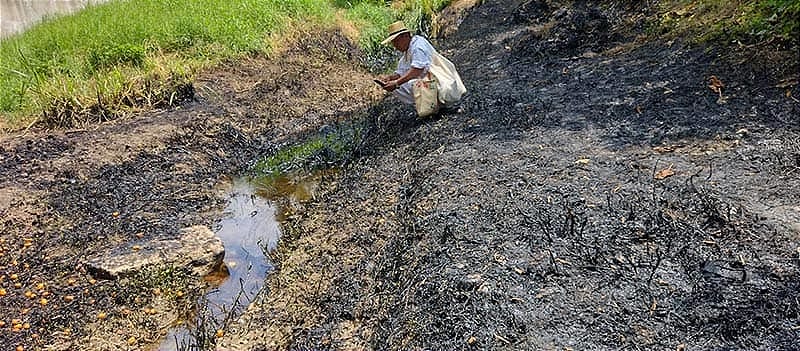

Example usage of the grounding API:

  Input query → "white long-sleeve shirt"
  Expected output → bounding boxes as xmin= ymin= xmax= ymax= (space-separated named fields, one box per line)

xmin=395 ymin=35 xmax=434 ymax=77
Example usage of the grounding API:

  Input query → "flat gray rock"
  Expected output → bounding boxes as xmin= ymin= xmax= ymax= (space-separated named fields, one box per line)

xmin=86 ymin=225 xmax=225 ymax=279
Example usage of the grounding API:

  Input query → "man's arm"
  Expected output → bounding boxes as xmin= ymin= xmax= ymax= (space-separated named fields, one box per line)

xmin=383 ymin=67 xmax=424 ymax=92
xmin=382 ymin=73 xmax=401 ymax=81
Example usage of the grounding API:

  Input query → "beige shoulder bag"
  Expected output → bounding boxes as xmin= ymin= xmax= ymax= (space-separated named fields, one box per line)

xmin=413 ymin=72 xmax=439 ymax=118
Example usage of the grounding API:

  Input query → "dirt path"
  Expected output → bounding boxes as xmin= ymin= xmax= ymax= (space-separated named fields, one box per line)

xmin=1 ymin=0 xmax=798 ymax=350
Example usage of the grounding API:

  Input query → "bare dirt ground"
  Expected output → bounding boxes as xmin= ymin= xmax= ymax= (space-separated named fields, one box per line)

xmin=1 ymin=0 xmax=799 ymax=350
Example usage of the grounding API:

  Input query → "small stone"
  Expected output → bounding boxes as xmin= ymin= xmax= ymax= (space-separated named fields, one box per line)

xmin=465 ymin=273 xmax=482 ymax=284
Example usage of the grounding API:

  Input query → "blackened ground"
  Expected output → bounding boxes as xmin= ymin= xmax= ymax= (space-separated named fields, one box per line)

xmin=227 ymin=0 xmax=799 ymax=350
xmin=0 ymin=0 xmax=798 ymax=350
xmin=0 ymin=30 xmax=382 ymax=350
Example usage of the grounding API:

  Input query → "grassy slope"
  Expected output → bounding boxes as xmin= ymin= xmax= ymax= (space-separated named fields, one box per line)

xmin=652 ymin=0 xmax=799 ymax=43
xmin=0 ymin=0 xmax=451 ymax=130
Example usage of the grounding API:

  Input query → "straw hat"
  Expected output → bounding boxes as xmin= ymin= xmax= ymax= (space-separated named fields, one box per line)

xmin=381 ymin=21 xmax=411 ymax=45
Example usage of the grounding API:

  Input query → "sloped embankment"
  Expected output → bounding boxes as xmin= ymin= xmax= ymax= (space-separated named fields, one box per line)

xmin=223 ymin=0 xmax=799 ymax=350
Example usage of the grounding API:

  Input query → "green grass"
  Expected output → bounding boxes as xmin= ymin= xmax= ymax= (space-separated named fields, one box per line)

xmin=253 ymin=124 xmax=363 ymax=179
xmin=0 ymin=0 xmax=449 ymax=130
xmin=741 ymin=0 xmax=800 ymax=38
xmin=345 ymin=2 xmax=397 ymax=64
xmin=653 ymin=0 xmax=800 ymax=44
xmin=396 ymin=0 xmax=454 ymax=35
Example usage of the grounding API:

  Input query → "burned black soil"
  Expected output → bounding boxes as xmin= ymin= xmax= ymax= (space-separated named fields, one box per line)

xmin=1 ymin=0 xmax=799 ymax=350
xmin=223 ymin=0 xmax=800 ymax=350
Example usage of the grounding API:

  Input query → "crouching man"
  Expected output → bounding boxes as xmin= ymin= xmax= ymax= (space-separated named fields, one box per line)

xmin=377 ymin=21 xmax=466 ymax=116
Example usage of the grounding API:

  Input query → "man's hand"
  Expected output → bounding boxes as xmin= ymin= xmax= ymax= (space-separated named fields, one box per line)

xmin=383 ymin=80 xmax=400 ymax=92
xmin=378 ymin=74 xmax=401 ymax=92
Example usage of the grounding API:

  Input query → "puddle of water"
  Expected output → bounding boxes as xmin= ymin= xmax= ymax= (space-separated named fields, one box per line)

xmin=253 ymin=169 xmax=336 ymax=220
xmin=266 ymin=175 xmax=318 ymax=202
xmin=152 ymin=171 xmax=328 ymax=350
xmin=0 ymin=1 xmax=107 ymax=38
xmin=157 ymin=178 xmax=280 ymax=351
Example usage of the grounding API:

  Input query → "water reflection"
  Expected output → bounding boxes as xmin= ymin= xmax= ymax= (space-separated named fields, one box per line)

xmin=0 ymin=0 xmax=105 ymax=38
xmin=158 ymin=179 xmax=279 ymax=351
